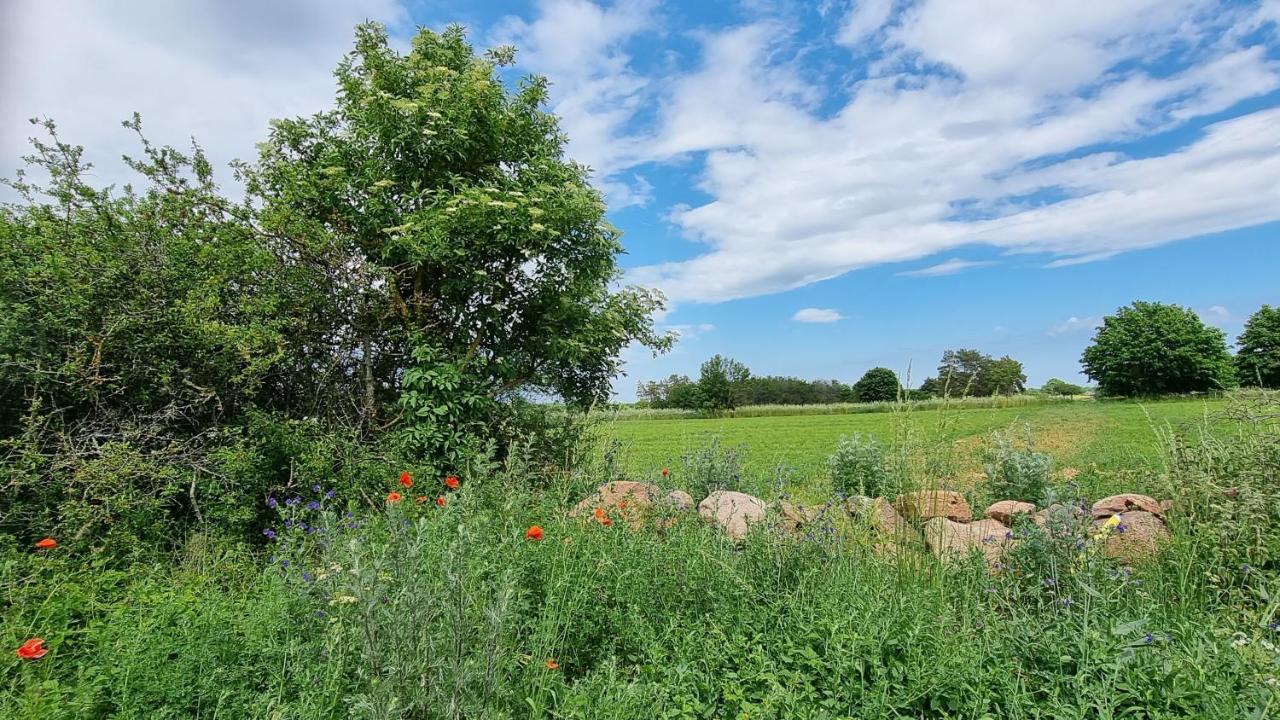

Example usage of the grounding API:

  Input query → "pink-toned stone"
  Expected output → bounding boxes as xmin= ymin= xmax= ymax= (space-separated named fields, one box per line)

xmin=923 ymin=517 xmax=1016 ymax=569
xmin=1091 ymin=493 xmax=1164 ymax=519
xmin=1091 ymin=511 xmax=1170 ymax=564
xmin=698 ymin=491 xmax=766 ymax=541
xmin=985 ymin=500 xmax=1036 ymax=526
xmin=570 ymin=481 xmax=694 ymax=529
xmin=893 ymin=490 xmax=973 ymax=522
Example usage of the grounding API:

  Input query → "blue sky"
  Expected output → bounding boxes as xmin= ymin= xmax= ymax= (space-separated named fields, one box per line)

xmin=4 ymin=0 xmax=1279 ymax=399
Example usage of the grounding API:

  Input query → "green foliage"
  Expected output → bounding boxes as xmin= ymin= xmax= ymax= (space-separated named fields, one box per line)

xmin=679 ymin=436 xmax=747 ymax=499
xmin=7 ymin=413 xmax=1280 ymax=718
xmin=826 ymin=433 xmax=889 ymax=497
xmin=1236 ymin=305 xmax=1280 ymax=388
xmin=1041 ymin=377 xmax=1086 ymax=395
xmin=1082 ymin=301 xmax=1236 ymax=396
xmin=852 ymin=367 xmax=900 ymax=402
xmin=695 ymin=354 xmax=750 ymax=412
xmin=934 ymin=349 xmax=1026 ymax=397
xmin=983 ymin=426 xmax=1053 ymax=503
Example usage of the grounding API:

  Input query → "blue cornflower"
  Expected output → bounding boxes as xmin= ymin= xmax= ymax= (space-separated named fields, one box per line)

xmin=1268 ymin=619 xmax=1280 ymax=632
xmin=1042 ymin=577 xmax=1058 ymax=588
xmin=326 ymin=489 xmax=336 ymax=499
xmin=1116 ymin=523 xmax=1128 ymax=534
xmin=306 ymin=500 xmax=321 ymax=511
xmin=286 ymin=497 xmax=300 ymax=507
xmin=280 ymin=559 xmax=290 ymax=569
xmin=302 ymin=571 xmax=314 ymax=582
xmin=311 ymin=484 xmax=321 ymax=493
xmin=1241 ymin=564 xmax=1252 ymax=574
xmin=262 ymin=528 xmax=277 ymax=540
xmin=1143 ymin=633 xmax=1154 ymax=645
xmin=1060 ymin=596 xmax=1073 ymax=607
xmin=267 ymin=497 xmax=279 ymax=509
xmin=314 ymin=610 xmax=326 ymax=618
xmin=284 ymin=519 xmax=294 ymax=529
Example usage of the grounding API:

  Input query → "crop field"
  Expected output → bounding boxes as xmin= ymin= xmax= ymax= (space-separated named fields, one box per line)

xmin=596 ymin=397 xmax=1246 ymax=500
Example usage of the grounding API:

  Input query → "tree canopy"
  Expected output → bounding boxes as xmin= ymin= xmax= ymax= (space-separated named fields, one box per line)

xmin=853 ymin=367 xmax=901 ymax=402
xmin=1081 ymin=301 xmax=1235 ymax=396
xmin=1236 ymin=305 xmax=1280 ymax=388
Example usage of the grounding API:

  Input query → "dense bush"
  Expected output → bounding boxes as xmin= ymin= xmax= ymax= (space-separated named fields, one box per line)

xmin=0 ymin=23 xmax=666 ymax=553
xmin=1041 ymin=377 xmax=1087 ymax=395
xmin=852 ymin=367 xmax=900 ymax=402
xmin=827 ymin=433 xmax=890 ymax=498
xmin=1082 ymin=301 xmax=1236 ymax=396
xmin=983 ymin=427 xmax=1053 ymax=504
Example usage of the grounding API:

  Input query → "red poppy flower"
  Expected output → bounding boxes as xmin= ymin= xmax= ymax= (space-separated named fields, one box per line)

xmin=545 ymin=658 xmax=559 ymax=670
xmin=435 ymin=496 xmax=446 ymax=507
xmin=34 ymin=537 xmax=57 ymax=549
xmin=387 ymin=492 xmax=403 ymax=504
xmin=525 ymin=525 xmax=544 ymax=541
xmin=16 ymin=638 xmax=47 ymax=660
xmin=399 ymin=471 xmax=413 ymax=489
xmin=593 ymin=507 xmax=613 ymax=527
xmin=661 ymin=468 xmax=669 ymax=477
xmin=444 ymin=475 xmax=460 ymax=490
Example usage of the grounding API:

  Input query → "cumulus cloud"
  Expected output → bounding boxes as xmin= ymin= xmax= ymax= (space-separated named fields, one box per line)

xmin=899 ymin=258 xmax=996 ymax=277
xmin=1 ymin=0 xmax=408 ymax=188
xmin=515 ymin=0 xmax=1280 ymax=303
xmin=792 ymin=308 xmax=844 ymax=323
xmin=1048 ymin=316 xmax=1102 ymax=337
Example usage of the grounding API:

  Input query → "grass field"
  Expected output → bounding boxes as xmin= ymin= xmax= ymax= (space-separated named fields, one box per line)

xmin=597 ymin=397 xmax=1248 ymax=501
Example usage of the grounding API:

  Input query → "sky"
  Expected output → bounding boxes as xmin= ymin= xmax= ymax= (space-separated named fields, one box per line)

xmin=3 ymin=0 xmax=1279 ymax=400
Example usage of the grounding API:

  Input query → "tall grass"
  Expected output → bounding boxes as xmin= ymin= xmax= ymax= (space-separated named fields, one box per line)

xmin=3 ymin=399 xmax=1277 ymax=718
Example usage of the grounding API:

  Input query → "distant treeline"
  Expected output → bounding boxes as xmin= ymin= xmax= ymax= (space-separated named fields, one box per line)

xmin=635 ymin=350 xmax=1087 ymax=411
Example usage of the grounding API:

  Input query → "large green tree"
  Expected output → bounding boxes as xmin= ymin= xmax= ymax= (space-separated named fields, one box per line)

xmin=1081 ymin=301 xmax=1235 ymax=396
xmin=697 ymin=355 xmax=751 ymax=412
xmin=241 ymin=24 xmax=669 ymax=468
xmin=1236 ymin=305 xmax=1280 ymax=388
xmin=853 ymin=367 xmax=901 ymax=402
xmin=986 ymin=356 xmax=1027 ymax=396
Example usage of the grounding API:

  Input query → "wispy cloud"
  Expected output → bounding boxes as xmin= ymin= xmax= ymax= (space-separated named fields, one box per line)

xmin=1198 ymin=305 xmax=1236 ymax=324
xmin=664 ymin=322 xmax=716 ymax=340
xmin=899 ymin=258 xmax=997 ymax=277
xmin=1047 ymin=316 xmax=1102 ymax=336
xmin=792 ymin=308 xmax=844 ymax=323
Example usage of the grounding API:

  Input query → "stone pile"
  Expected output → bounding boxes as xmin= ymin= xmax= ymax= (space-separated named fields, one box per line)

xmin=568 ymin=482 xmax=1172 ymax=567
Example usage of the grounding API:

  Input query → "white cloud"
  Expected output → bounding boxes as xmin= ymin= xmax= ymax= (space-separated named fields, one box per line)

xmin=2 ymin=0 xmax=408 ymax=189
xmin=491 ymin=0 xmax=657 ymax=207
xmin=664 ymin=322 xmax=716 ymax=340
xmin=1048 ymin=316 xmax=1102 ymax=336
xmin=1198 ymin=305 xmax=1236 ymax=323
xmin=792 ymin=307 xmax=844 ymax=323
xmin=607 ymin=2 xmax=1280 ymax=302
xmin=899 ymin=258 xmax=995 ymax=277
xmin=837 ymin=0 xmax=896 ymax=47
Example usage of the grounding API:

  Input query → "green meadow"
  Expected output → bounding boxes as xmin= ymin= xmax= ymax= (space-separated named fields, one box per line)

xmin=597 ymin=397 xmax=1242 ymax=499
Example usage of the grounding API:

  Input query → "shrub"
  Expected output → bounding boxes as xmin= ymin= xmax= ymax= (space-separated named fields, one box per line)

xmin=853 ymin=367 xmax=900 ymax=403
xmin=680 ymin=436 xmax=747 ymax=499
xmin=1082 ymin=301 xmax=1236 ymax=396
xmin=827 ymin=433 xmax=889 ymax=498
xmin=1041 ymin=377 xmax=1086 ymax=395
xmin=983 ymin=427 xmax=1053 ymax=503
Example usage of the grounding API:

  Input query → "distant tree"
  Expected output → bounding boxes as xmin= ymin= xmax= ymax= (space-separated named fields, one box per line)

xmin=1236 ymin=305 xmax=1280 ymax=388
xmin=697 ymin=355 xmax=751 ymax=411
xmin=666 ymin=376 xmax=703 ymax=409
xmin=936 ymin=349 xmax=993 ymax=396
xmin=853 ymin=367 xmax=901 ymax=402
xmin=986 ymin=356 xmax=1027 ymax=395
xmin=916 ymin=377 xmax=941 ymax=398
xmin=1082 ymin=301 xmax=1235 ymax=396
xmin=637 ymin=374 xmax=696 ymax=408
xmin=1041 ymin=378 xmax=1086 ymax=396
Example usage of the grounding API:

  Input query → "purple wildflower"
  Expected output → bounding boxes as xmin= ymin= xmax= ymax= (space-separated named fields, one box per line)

xmin=1143 ymin=633 xmax=1154 ymax=645
xmin=262 ymin=528 xmax=277 ymax=540
xmin=311 ymin=484 xmax=321 ymax=493
xmin=286 ymin=497 xmax=300 ymax=507
xmin=326 ymin=489 xmax=336 ymax=499
xmin=1060 ymin=596 xmax=1073 ymax=607
xmin=306 ymin=500 xmax=321 ymax=511
xmin=302 ymin=571 xmax=314 ymax=582
xmin=267 ymin=497 xmax=278 ymax=509
xmin=1042 ymin=577 xmax=1058 ymax=588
